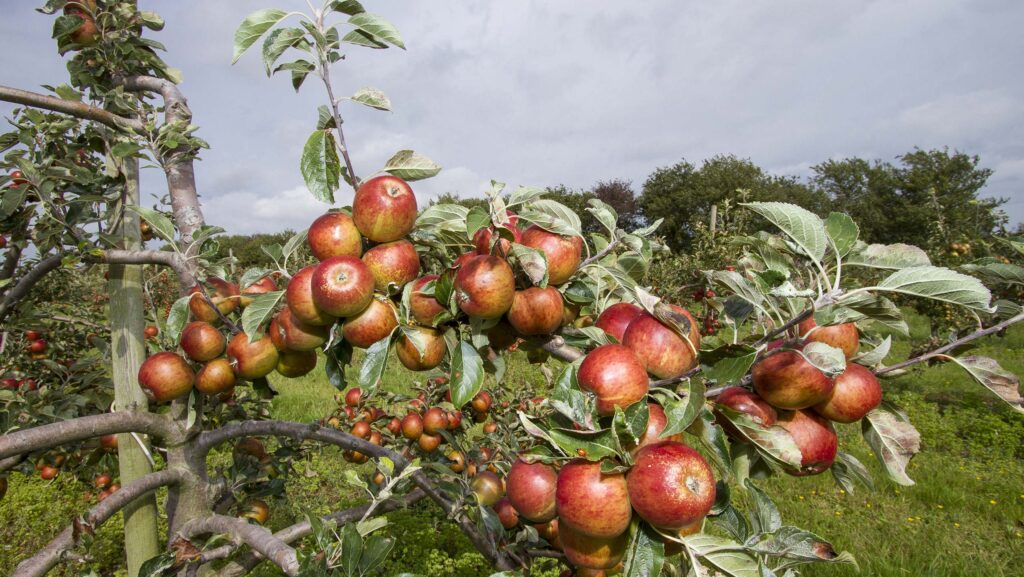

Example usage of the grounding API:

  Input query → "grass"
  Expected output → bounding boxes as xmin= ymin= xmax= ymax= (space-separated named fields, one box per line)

xmin=2 ymin=313 xmax=1022 ymax=576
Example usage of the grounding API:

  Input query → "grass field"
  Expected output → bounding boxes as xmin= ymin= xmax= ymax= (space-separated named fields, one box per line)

xmin=2 ymin=313 xmax=1022 ymax=576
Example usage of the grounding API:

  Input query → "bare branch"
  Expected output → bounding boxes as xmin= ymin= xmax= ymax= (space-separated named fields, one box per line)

xmin=12 ymin=469 xmax=185 ymax=577
xmin=100 ymin=249 xmax=195 ymax=289
xmin=176 ymin=515 xmax=299 ymax=577
xmin=0 ymin=411 xmax=180 ymax=460
xmin=534 ymin=335 xmax=585 ymax=363
xmin=579 ymin=236 xmax=620 ymax=269
xmin=0 ymin=254 xmax=65 ymax=327
xmin=876 ymin=311 xmax=1024 ymax=376
xmin=0 ymin=85 xmax=144 ymax=132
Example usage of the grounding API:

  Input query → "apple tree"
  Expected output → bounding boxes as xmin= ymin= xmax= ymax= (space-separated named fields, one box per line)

xmin=1 ymin=2 xmax=1023 ymax=577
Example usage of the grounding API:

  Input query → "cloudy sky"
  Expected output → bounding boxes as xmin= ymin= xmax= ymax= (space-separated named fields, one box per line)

xmin=2 ymin=0 xmax=1023 ymax=233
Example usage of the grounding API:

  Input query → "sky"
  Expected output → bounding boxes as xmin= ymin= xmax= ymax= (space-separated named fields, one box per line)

xmin=1 ymin=0 xmax=1023 ymax=234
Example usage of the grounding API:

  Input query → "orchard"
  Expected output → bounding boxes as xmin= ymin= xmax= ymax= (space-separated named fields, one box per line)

xmin=1 ymin=3 xmax=1023 ymax=577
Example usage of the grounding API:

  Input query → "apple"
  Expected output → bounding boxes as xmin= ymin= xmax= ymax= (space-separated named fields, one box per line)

xmin=751 ymin=349 xmax=835 ymax=410
xmin=520 ymin=225 xmax=583 ymax=285
xmin=594 ymin=302 xmax=643 ymax=342
xmin=629 ymin=402 xmax=682 ymax=455
xmin=422 ymin=407 xmax=449 ymax=435
xmin=534 ymin=518 xmax=561 ymax=549
xmin=447 ymin=410 xmax=463 ymax=430
xmin=94 ymin=473 xmax=112 ymax=489
xmin=342 ymin=297 xmax=398 ymax=348
xmin=507 ymin=287 xmax=564 ymax=335
xmin=285 ymin=265 xmax=337 ymax=326
xmin=454 ymin=255 xmax=515 ymax=319
xmin=486 ymin=320 xmax=519 ymax=351
xmin=242 ymin=499 xmax=270 ymax=525
xmin=40 ymin=465 xmax=59 ymax=480
xmin=239 ymin=276 xmax=278 ymax=308
xmin=776 ymin=409 xmax=837 ymax=476
xmin=268 ymin=308 xmax=330 ymax=352
xmin=813 ymin=363 xmax=882 ymax=423
xmin=276 ymin=349 xmax=317 ymax=378
xmin=622 ymin=306 xmax=700 ymax=379
xmin=395 ymin=326 xmax=446 ymax=371
xmin=352 ymin=175 xmax=417 ymax=242
xmin=577 ymin=344 xmax=649 ymax=416
xmin=227 ymin=332 xmax=280 ymax=380
xmin=100 ymin=434 xmax=118 ymax=451
xmin=561 ymin=302 xmax=580 ymax=326
xmin=144 ymin=325 xmax=159 ymax=339
xmin=714 ymin=386 xmax=778 ymax=439
xmin=470 ymin=470 xmax=505 ymax=506
xmin=452 ymin=252 xmax=476 ymax=269
xmin=627 ymin=441 xmax=716 ymax=529
xmin=506 ymin=458 xmax=557 ymax=523
xmin=138 ymin=352 xmax=194 ymax=402
xmin=25 ymin=330 xmax=43 ymax=341
xmin=312 ymin=256 xmax=376 ymax=318
xmin=417 ymin=432 xmax=441 ymax=453
xmin=559 ymin=521 xmax=628 ymax=570
xmin=308 ymin=211 xmax=363 ymax=260
xmin=409 ymin=275 xmax=446 ymax=325
xmin=63 ymin=1 xmax=99 ymax=45
xmin=28 ymin=339 xmax=47 ymax=354
xmin=351 ymin=421 xmax=372 ymax=439
xmin=188 ymin=277 xmax=240 ymax=322
xmin=474 ymin=217 xmax=522 ymax=257
xmin=556 ymin=459 xmax=631 ymax=538
xmin=483 ymin=421 xmax=498 ymax=434
xmin=798 ymin=317 xmax=859 ymax=359
xmin=179 ymin=321 xmax=226 ymax=362
xmin=401 ymin=412 xmax=423 ymax=440
xmin=345 ymin=387 xmax=362 ymax=407
xmin=362 ymin=239 xmax=421 ymax=291
xmin=194 ymin=358 xmax=236 ymax=395
xmin=493 ymin=497 xmax=520 ymax=529
xmin=471 ymin=390 xmax=493 ymax=413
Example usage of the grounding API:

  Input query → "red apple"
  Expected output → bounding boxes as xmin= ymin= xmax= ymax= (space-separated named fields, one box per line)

xmin=577 ymin=344 xmax=649 ymax=416
xmin=409 ymin=275 xmax=446 ymax=325
xmin=25 ymin=330 xmax=43 ymax=341
xmin=556 ymin=459 xmax=631 ymax=538
xmin=311 ymin=256 xmax=375 ymax=318
xmin=395 ymin=326 xmax=446 ymax=371
xmin=188 ymin=277 xmax=240 ymax=322
xmin=64 ymin=1 xmax=99 ymax=45
xmin=520 ymin=225 xmax=583 ymax=285
xmin=506 ymin=458 xmax=557 ymax=523
xmin=342 ymin=297 xmax=398 ymax=348
xmin=813 ymin=363 xmax=882 ymax=423
xmin=239 ymin=276 xmax=278 ymax=308
xmin=798 ymin=318 xmax=859 ymax=359
xmin=28 ymin=339 xmax=47 ymax=354
xmin=195 ymin=358 xmax=236 ymax=395
xmin=227 ymin=332 xmax=280 ymax=380
xmin=422 ymin=407 xmax=449 ymax=435
xmin=507 ymin=286 xmax=563 ymax=335
xmin=276 ymin=349 xmax=318 ymax=378
xmin=622 ymin=307 xmax=700 ymax=379
xmin=362 ymin=239 xmax=421 ymax=291
xmin=352 ymin=175 xmax=417 ymax=242
xmin=138 ymin=352 xmax=194 ymax=402
xmin=345 ymin=387 xmax=362 ymax=407
xmin=627 ymin=441 xmax=716 ymax=529
xmin=452 ymin=252 xmax=476 ymax=269
xmin=559 ymin=515 xmax=629 ymax=570
xmin=474 ymin=218 xmax=522 ymax=257
xmin=629 ymin=402 xmax=682 ymax=455
xmin=470 ymin=470 xmax=505 ymax=506
xmin=144 ymin=325 xmax=159 ymax=339
xmin=493 ymin=497 xmax=520 ymax=529
xmin=286 ymin=265 xmax=337 ymax=326
xmin=100 ymin=434 xmax=118 ymax=451
xmin=268 ymin=308 xmax=330 ymax=352
xmin=308 ymin=211 xmax=363 ymax=260
xmin=751 ymin=350 xmax=834 ymax=410
xmin=776 ymin=409 xmax=838 ymax=476
xmin=454 ymin=255 xmax=515 ymax=319
xmin=179 ymin=321 xmax=226 ymax=362
xmin=401 ymin=412 xmax=423 ymax=440
xmin=594 ymin=302 xmax=643 ymax=342
xmin=714 ymin=386 xmax=778 ymax=436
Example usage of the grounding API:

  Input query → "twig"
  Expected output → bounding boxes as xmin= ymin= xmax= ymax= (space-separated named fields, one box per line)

xmin=314 ymin=12 xmax=359 ymax=189
xmin=0 ymin=85 xmax=144 ymax=132
xmin=876 ymin=312 xmax=1024 ymax=376
xmin=579 ymin=236 xmax=620 ymax=269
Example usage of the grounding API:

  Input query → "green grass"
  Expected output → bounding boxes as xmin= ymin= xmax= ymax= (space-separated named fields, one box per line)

xmin=2 ymin=318 xmax=1022 ymax=577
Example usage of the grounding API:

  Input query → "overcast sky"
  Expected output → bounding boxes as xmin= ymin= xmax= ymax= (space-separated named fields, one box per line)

xmin=2 ymin=1 xmax=1023 ymax=234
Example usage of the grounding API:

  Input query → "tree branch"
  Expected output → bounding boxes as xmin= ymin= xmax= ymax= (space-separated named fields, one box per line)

xmin=195 ymin=420 xmax=516 ymax=571
xmin=0 ymin=254 xmax=63 ymax=325
xmin=579 ymin=236 xmax=620 ymax=269
xmin=876 ymin=311 xmax=1024 ymax=376
xmin=100 ymin=249 xmax=195 ymax=289
xmin=12 ymin=469 xmax=185 ymax=577
xmin=0 ymin=85 xmax=144 ymax=132
xmin=0 ymin=411 xmax=180 ymax=460
xmin=176 ymin=515 xmax=299 ymax=577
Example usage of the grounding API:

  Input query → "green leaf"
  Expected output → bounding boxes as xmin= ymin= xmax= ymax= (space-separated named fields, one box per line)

xmin=743 ymin=202 xmax=827 ymax=263
xmin=301 ymin=130 xmax=341 ymax=203
xmin=586 ymin=198 xmax=619 ymax=235
xmin=831 ymin=452 xmax=874 ymax=494
xmin=691 ymin=408 xmax=732 ymax=474
xmin=348 ymin=13 xmax=405 ymax=49
xmin=282 ymin=229 xmax=309 ymax=260
xmin=331 ymin=0 xmax=366 ymax=15
xmin=351 ymin=87 xmax=392 ymax=111
xmin=874 ymin=266 xmax=992 ymax=312
xmin=382 ymin=150 xmax=441 ymax=181
xmin=853 ymin=335 xmax=891 ymax=367
xmin=340 ymin=522 xmax=363 ymax=576
xmin=712 ymin=271 xmax=766 ymax=310
xmin=509 ymin=243 xmax=549 ymax=287
xmin=749 ymin=526 xmax=856 ymax=566
xmin=845 ymin=242 xmax=931 ymax=269
xmin=682 ymin=534 xmax=760 ymax=577
xmin=465 ymin=206 xmax=491 ymax=240
xmin=960 ymin=262 xmax=1024 ymax=286
xmin=449 ymin=342 xmax=484 ymax=407
xmin=262 ymin=27 xmax=307 ymax=75
xmin=744 ymin=479 xmax=781 ymax=534
xmin=621 ymin=402 xmax=650 ymax=445
xmin=341 ymin=28 xmax=388 ymax=49
xmin=358 ymin=333 xmax=394 ymax=392
xmin=717 ymin=407 xmax=802 ymax=469
xmin=949 ymin=355 xmax=1023 ymax=412
xmin=520 ymin=199 xmax=583 ymax=237
xmin=701 ymin=345 xmax=758 ymax=385
xmin=165 ymin=296 xmax=191 ymax=344
xmin=233 ymin=9 xmax=289 ymax=64
xmin=505 ymin=185 xmax=547 ymax=207
xmin=623 ymin=522 xmax=665 ymax=577
xmin=241 ymin=291 xmax=284 ymax=341
xmin=138 ymin=11 xmax=165 ymax=31
xmin=655 ymin=380 xmax=705 ymax=438
xmin=138 ymin=552 xmax=177 ymax=577
xmin=416 ymin=203 xmax=469 ymax=231
xmin=127 ymin=206 xmax=175 ymax=242
xmin=52 ymin=14 xmax=85 ymax=39
xmin=325 ymin=340 xmax=353 ymax=390
xmin=545 ymin=427 xmax=620 ymax=461
xmin=359 ymin=534 xmax=395 ymax=574
xmin=824 ymin=212 xmax=859 ymax=257
xmin=799 ymin=342 xmax=846 ymax=378
xmin=862 ymin=404 xmax=920 ymax=486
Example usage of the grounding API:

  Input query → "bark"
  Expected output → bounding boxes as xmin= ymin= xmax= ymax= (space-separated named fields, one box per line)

xmin=0 ymin=85 xmax=144 ymax=132
xmin=0 ymin=254 xmax=63 ymax=325
xmin=176 ymin=515 xmax=299 ymax=577
xmin=0 ymin=411 xmax=179 ymax=460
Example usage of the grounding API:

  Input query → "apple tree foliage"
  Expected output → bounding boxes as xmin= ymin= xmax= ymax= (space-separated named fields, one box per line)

xmin=0 ymin=2 xmax=1022 ymax=577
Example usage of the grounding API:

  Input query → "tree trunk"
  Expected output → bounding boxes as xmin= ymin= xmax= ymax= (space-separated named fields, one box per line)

xmin=108 ymin=156 xmax=161 ymax=576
